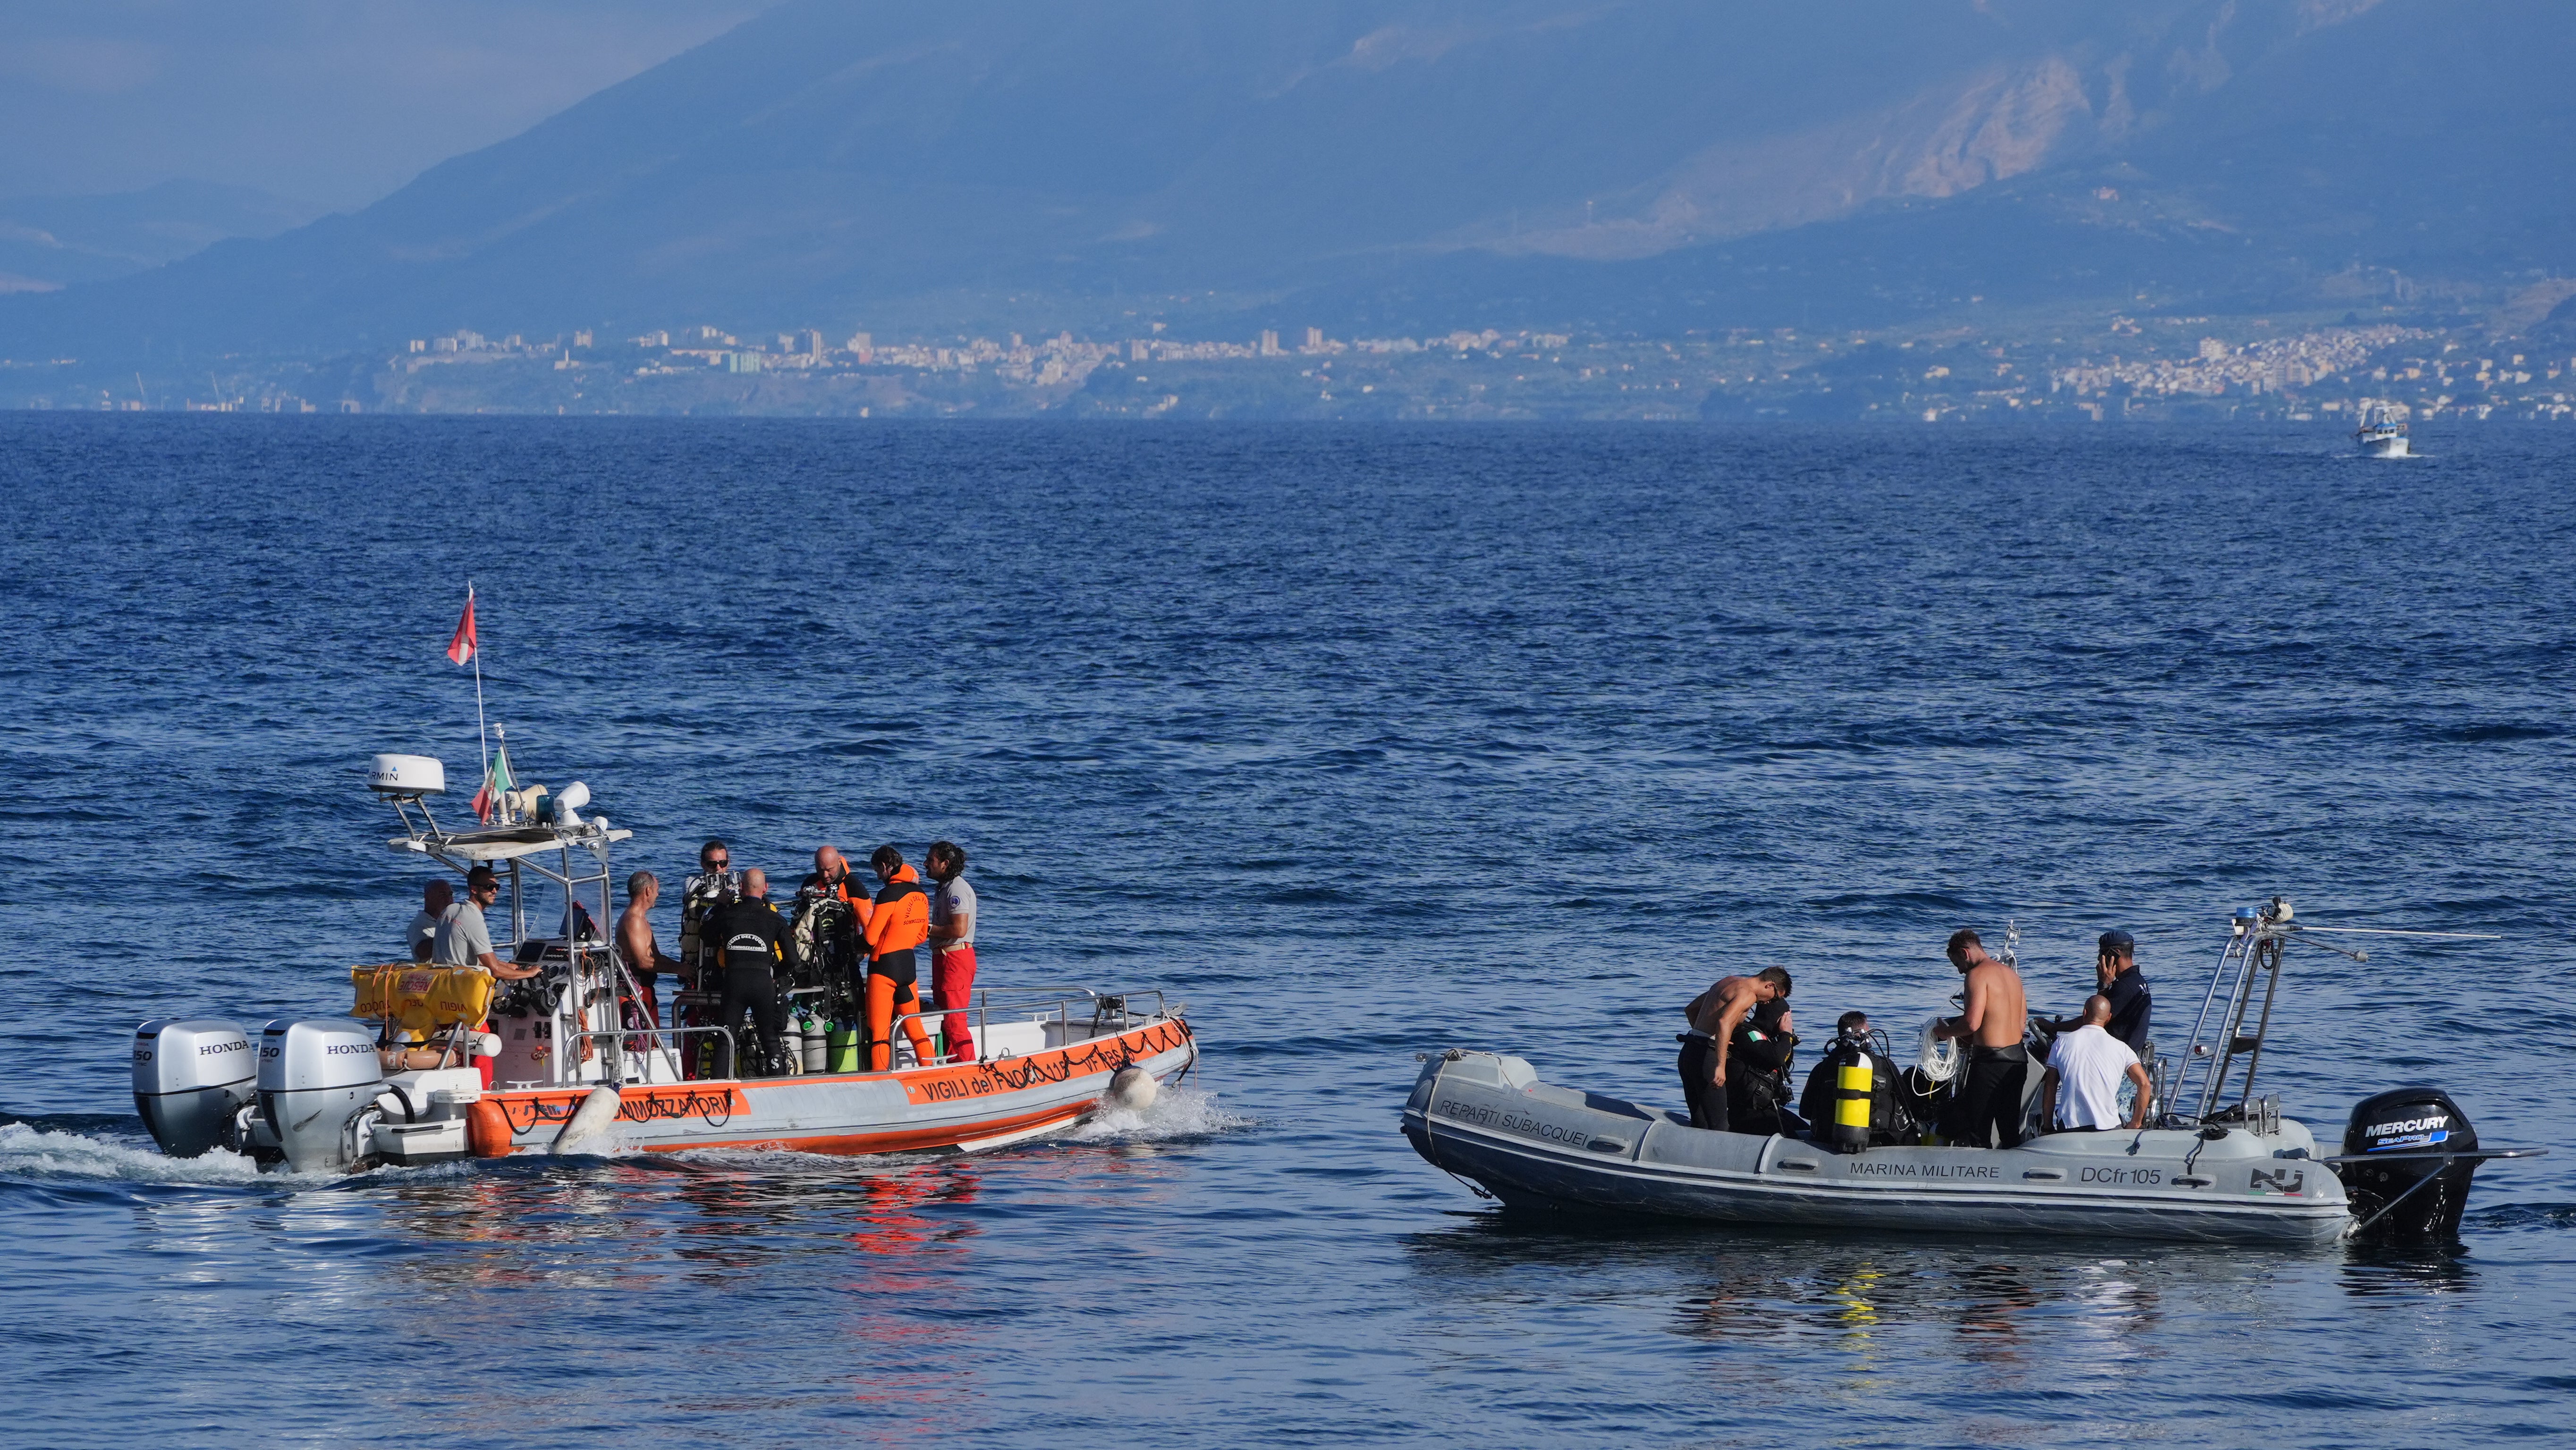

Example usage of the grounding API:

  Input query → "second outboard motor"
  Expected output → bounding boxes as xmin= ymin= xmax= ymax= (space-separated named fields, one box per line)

xmin=255 ymin=1018 xmax=382 ymax=1173
xmin=133 ymin=1019 xmax=256 ymax=1158
xmin=2334 ymin=1086 xmax=2481 ymax=1240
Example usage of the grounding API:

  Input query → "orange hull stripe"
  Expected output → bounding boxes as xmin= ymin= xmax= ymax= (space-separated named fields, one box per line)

xmin=484 ymin=1020 xmax=1191 ymax=1147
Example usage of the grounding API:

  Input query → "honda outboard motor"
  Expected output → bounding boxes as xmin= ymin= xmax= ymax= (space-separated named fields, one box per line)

xmin=255 ymin=1018 xmax=382 ymax=1173
xmin=133 ymin=1019 xmax=256 ymax=1158
xmin=2334 ymin=1086 xmax=2480 ymax=1240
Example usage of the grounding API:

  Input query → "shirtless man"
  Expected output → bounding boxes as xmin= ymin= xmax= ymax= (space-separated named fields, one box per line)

xmin=1678 ymin=966 xmax=1792 ymax=1132
xmin=618 ymin=871 xmax=683 ymax=1028
xmin=1932 ymin=927 xmax=2031 ymax=1147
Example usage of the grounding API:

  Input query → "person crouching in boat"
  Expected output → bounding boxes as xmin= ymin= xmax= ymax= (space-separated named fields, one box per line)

xmin=1725 ymin=998 xmax=1799 ymax=1136
xmin=863 ymin=846 xmax=939 ymax=1071
xmin=1678 ymin=966 xmax=1791 ymax=1132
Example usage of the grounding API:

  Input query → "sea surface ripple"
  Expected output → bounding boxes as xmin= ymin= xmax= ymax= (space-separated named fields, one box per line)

xmin=0 ymin=416 xmax=2570 ymax=1447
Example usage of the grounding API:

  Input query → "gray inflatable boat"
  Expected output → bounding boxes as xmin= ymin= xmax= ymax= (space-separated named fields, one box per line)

xmin=1401 ymin=899 xmax=2542 ymax=1246
xmin=1402 ymin=1048 xmax=2349 ymax=1244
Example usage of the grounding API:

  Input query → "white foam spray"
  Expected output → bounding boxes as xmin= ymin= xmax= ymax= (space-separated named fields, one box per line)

xmin=1066 ymin=1083 xmax=1248 ymax=1144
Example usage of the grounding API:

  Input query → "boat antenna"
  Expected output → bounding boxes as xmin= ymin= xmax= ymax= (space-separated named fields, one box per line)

xmin=448 ymin=582 xmax=491 ymax=820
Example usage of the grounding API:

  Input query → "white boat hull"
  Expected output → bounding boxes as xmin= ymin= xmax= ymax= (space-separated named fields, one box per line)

xmin=1402 ymin=1050 xmax=2351 ymax=1246
xmin=484 ymin=1015 xmax=1196 ymax=1156
xmin=2358 ymin=433 xmax=2409 ymax=458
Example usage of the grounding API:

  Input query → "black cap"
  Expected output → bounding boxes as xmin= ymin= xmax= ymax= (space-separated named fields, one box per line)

xmin=2099 ymin=929 xmax=2135 ymax=954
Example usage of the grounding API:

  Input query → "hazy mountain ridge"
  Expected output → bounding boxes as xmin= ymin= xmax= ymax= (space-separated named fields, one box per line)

xmin=0 ymin=180 xmax=320 ymax=295
xmin=3 ymin=0 xmax=2568 ymax=356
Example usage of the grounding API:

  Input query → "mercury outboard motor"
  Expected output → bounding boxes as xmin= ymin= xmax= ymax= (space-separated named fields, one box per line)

xmin=2333 ymin=1086 xmax=2480 ymax=1240
xmin=255 ymin=1018 xmax=383 ymax=1173
xmin=133 ymin=1019 xmax=257 ymax=1158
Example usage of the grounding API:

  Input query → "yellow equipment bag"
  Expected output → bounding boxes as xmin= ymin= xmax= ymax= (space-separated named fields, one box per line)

xmin=351 ymin=965 xmax=495 ymax=1041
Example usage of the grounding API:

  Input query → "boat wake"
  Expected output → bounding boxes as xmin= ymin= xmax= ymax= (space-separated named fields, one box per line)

xmin=0 ymin=1120 xmax=472 ymax=1191
xmin=1063 ymin=1083 xmax=1247 ymax=1144
xmin=0 ymin=1121 xmax=276 ymax=1189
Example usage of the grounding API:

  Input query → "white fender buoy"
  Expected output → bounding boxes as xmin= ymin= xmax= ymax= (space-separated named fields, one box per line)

xmin=1106 ymin=1067 xmax=1159 ymax=1113
xmin=550 ymin=1085 xmax=624 ymax=1156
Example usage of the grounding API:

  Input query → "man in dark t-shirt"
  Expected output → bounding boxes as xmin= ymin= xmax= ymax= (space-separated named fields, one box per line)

xmin=2092 ymin=930 xmax=2152 ymax=1060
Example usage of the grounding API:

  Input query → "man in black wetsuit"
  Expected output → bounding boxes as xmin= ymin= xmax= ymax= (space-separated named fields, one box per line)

xmin=702 ymin=867 xmax=789 ymax=1078
xmin=1724 ymin=999 xmax=1799 ymax=1136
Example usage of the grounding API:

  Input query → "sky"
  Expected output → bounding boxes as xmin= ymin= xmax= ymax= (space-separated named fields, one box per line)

xmin=0 ymin=0 xmax=778 ymax=211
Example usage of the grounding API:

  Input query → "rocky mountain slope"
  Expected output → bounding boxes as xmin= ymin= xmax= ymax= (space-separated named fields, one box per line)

xmin=6 ymin=0 xmax=2568 ymax=354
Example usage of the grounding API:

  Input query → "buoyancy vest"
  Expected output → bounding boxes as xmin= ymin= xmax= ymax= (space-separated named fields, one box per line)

xmin=789 ymin=893 xmax=851 ymax=972
xmin=866 ymin=866 xmax=929 ymax=958
xmin=678 ymin=870 xmax=740 ymax=974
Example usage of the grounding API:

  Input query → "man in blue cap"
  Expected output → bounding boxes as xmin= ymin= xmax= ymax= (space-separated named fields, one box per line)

xmin=2076 ymin=929 xmax=2151 ymax=1062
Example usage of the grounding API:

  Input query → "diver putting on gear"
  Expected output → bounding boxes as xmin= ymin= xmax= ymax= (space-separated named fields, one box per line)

xmin=1404 ymin=897 xmax=2546 ymax=1245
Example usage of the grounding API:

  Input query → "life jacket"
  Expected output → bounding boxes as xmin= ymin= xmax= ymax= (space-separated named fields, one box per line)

xmin=866 ymin=866 xmax=930 ymax=958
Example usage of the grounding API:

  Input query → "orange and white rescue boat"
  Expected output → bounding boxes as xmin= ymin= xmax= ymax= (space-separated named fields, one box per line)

xmin=130 ymin=748 xmax=1197 ymax=1173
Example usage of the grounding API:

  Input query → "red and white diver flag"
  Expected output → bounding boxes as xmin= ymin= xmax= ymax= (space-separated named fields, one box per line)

xmin=447 ymin=587 xmax=478 ymax=666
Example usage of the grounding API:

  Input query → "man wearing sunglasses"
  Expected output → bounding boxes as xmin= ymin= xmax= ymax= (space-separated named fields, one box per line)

xmin=434 ymin=866 xmax=539 ymax=981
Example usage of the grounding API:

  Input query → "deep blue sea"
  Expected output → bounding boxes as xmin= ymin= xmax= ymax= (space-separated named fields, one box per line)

xmin=2 ymin=416 xmax=2571 ymax=1447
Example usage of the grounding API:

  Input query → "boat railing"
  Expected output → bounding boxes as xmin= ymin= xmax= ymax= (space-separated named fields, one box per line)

xmin=969 ymin=985 xmax=1102 ymax=1005
xmin=565 ymin=1023 xmax=732 ymax=1086
xmin=546 ymin=988 xmax=1176 ymax=1085
xmin=880 ymin=987 xmax=1174 ymax=1067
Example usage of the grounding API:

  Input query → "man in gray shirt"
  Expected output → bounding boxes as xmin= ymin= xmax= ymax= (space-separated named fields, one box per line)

xmin=434 ymin=867 xmax=539 ymax=980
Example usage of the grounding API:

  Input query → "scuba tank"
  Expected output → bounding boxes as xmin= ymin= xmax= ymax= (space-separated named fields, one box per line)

xmin=826 ymin=1021 xmax=861 ymax=1074
xmin=800 ymin=1009 xmax=827 ymax=1073
xmin=1817 ymin=1033 xmax=1905 ymax=1154
xmin=1831 ymin=1050 xmax=1873 ymax=1155
xmin=776 ymin=1014 xmax=804 ymax=1076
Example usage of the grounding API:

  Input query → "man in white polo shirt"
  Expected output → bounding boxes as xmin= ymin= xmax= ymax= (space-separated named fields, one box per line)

xmin=2042 ymin=994 xmax=2152 ymax=1132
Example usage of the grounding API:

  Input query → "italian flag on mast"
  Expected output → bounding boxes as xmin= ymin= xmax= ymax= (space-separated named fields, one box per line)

xmin=447 ymin=586 xmax=510 ymax=823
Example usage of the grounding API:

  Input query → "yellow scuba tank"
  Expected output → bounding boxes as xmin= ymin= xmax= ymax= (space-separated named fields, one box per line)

xmin=1833 ymin=1059 xmax=1874 ymax=1155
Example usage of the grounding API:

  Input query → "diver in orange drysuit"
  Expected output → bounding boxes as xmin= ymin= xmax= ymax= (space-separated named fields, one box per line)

xmin=863 ymin=845 xmax=939 ymax=1071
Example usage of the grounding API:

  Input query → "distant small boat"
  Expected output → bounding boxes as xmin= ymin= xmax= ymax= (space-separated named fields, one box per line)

xmin=2355 ymin=402 xmax=2409 ymax=458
